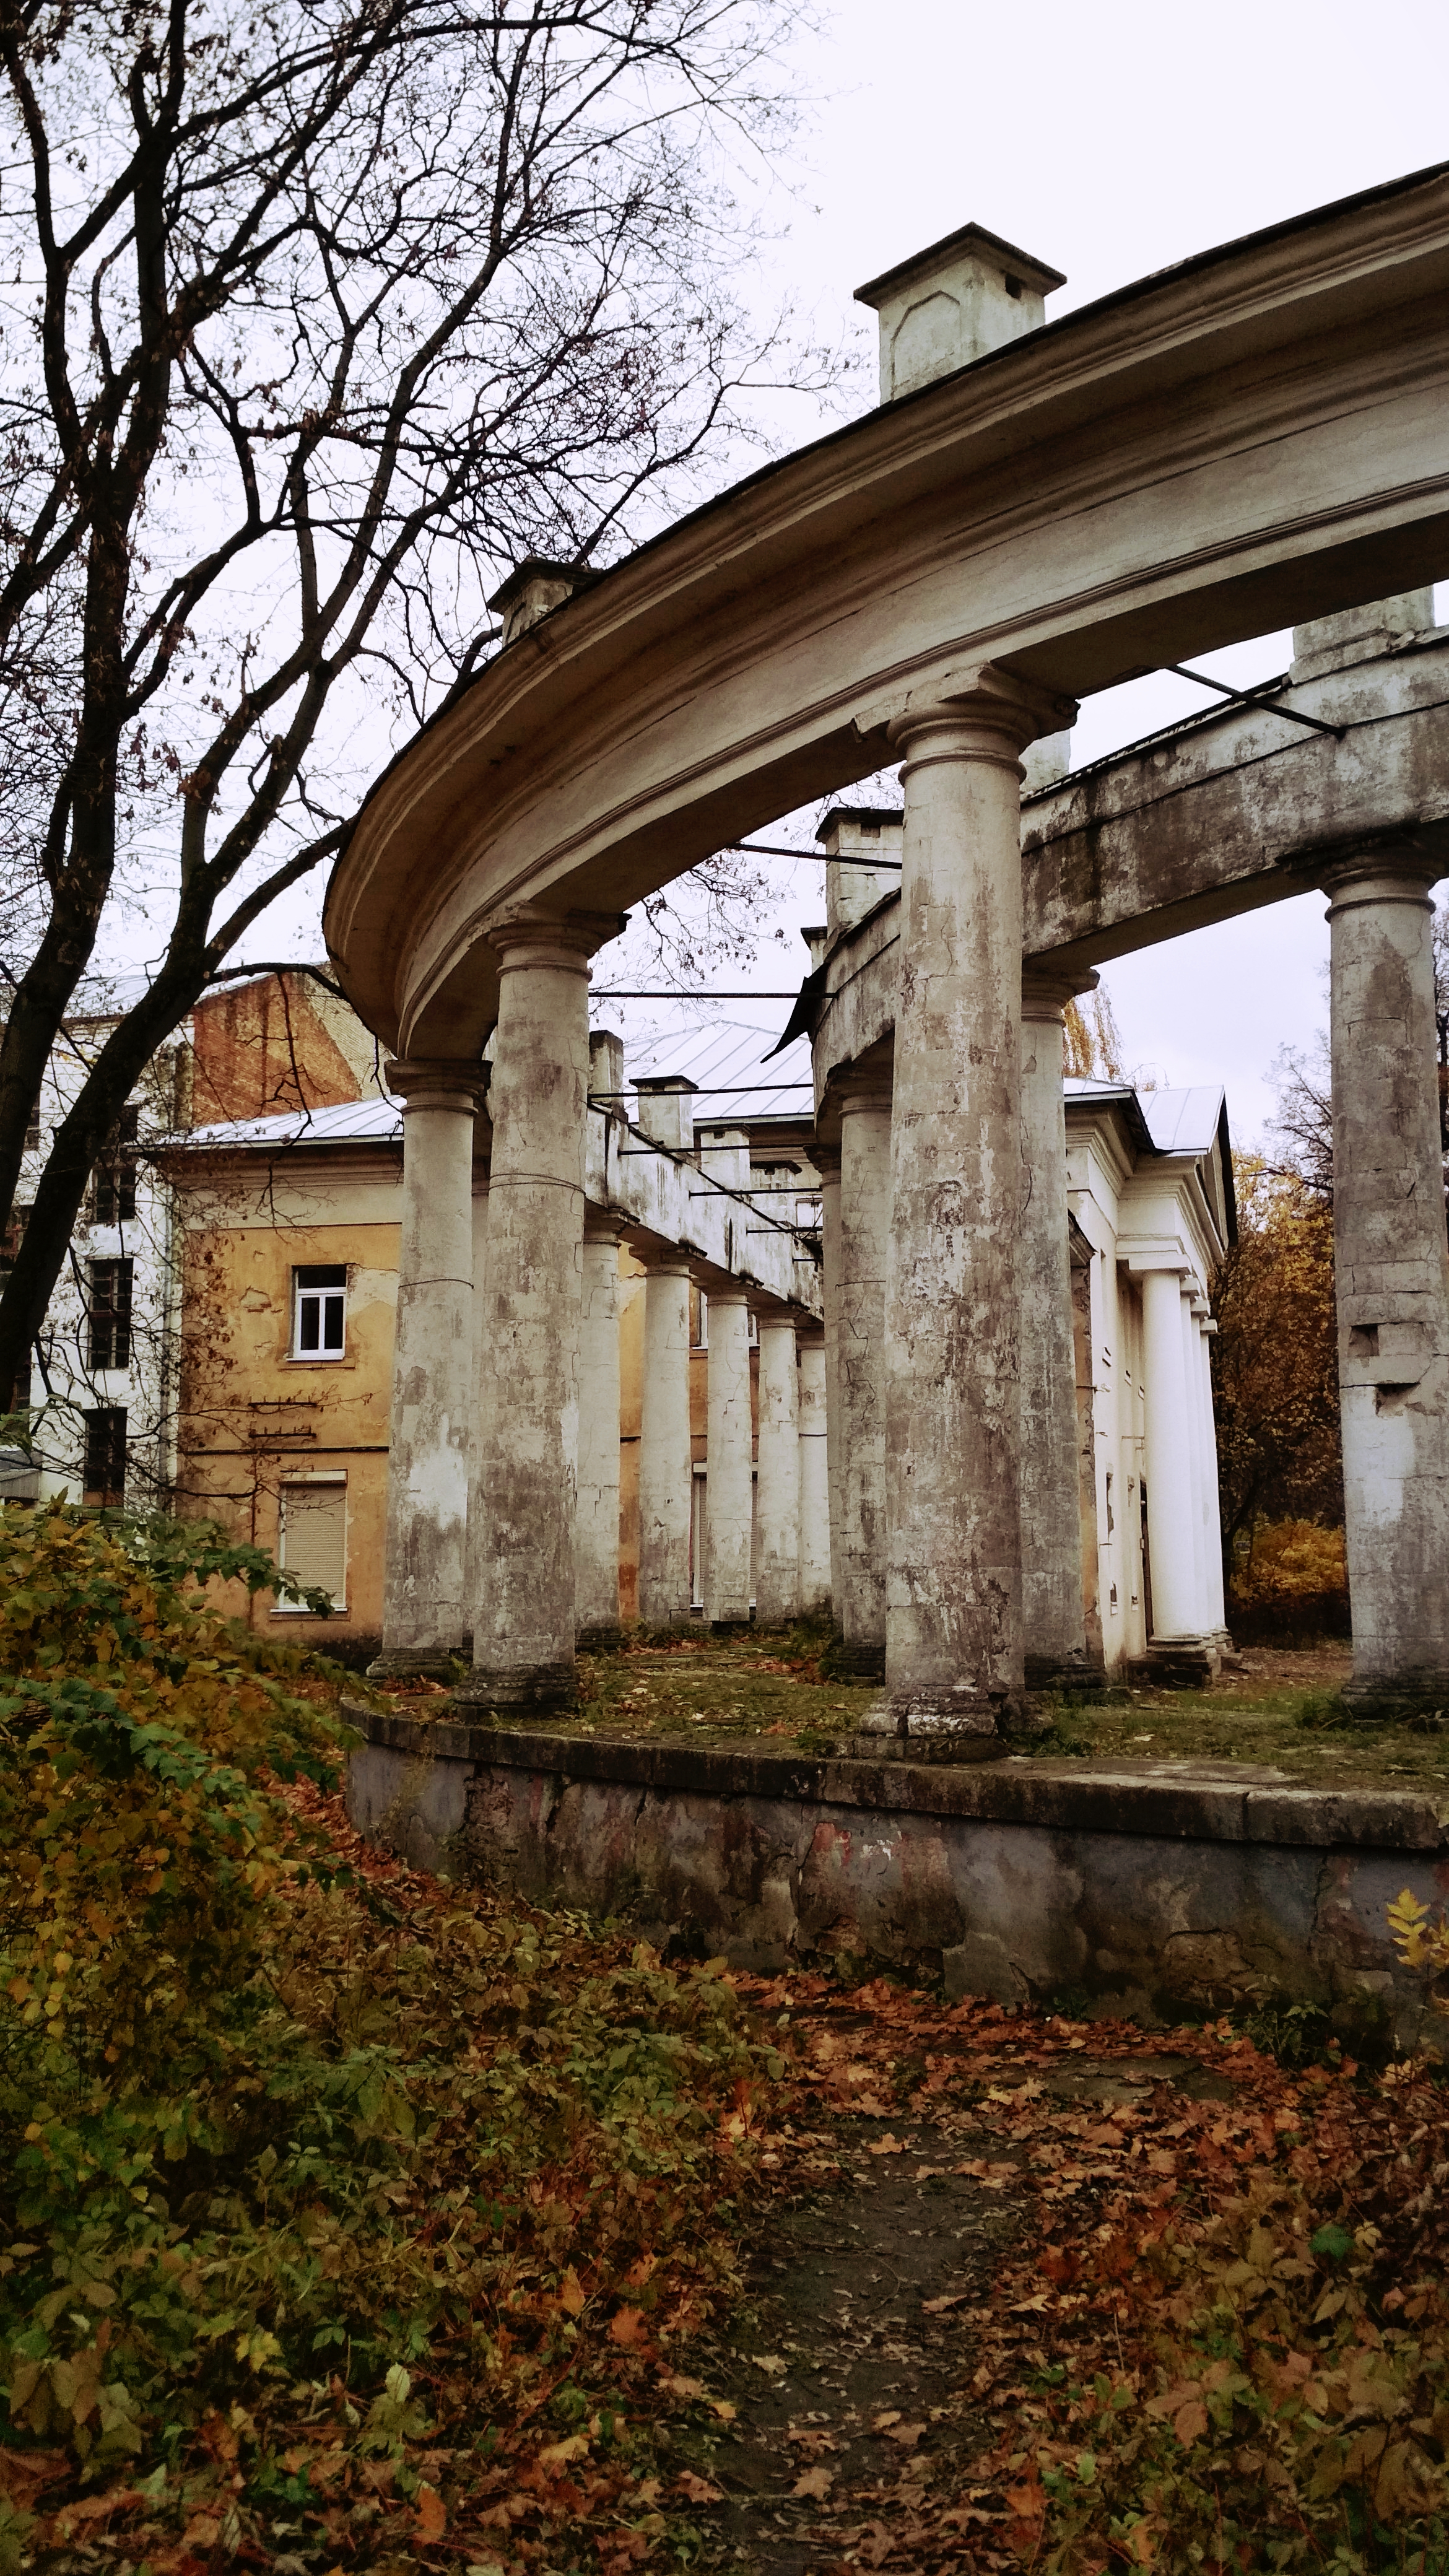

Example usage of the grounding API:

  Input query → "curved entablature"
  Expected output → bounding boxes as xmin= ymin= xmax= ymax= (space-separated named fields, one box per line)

xmin=324 ymin=164 xmax=1449 ymax=1061
xmin=809 ymin=627 xmax=1449 ymax=1125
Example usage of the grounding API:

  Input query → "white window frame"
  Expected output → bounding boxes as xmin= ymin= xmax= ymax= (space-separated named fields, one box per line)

xmin=292 ymin=1264 xmax=347 ymax=1360
xmin=276 ymin=1471 xmax=348 ymax=1614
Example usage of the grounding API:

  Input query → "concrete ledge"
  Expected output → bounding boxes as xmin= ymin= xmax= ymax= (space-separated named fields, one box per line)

xmin=343 ymin=1702 xmax=1449 ymax=2042
xmin=344 ymin=1705 xmax=1448 ymax=1852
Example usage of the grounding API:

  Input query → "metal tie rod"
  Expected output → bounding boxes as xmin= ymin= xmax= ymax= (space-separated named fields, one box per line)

xmin=723 ymin=838 xmax=904 ymax=871
xmin=1165 ymin=664 xmax=1344 ymax=740
xmin=588 ymin=1083 xmax=814 ymax=1097
xmin=592 ymin=989 xmax=803 ymax=999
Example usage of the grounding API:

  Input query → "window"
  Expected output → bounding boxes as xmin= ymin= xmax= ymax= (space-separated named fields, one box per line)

xmin=278 ymin=1477 xmax=347 ymax=1610
xmin=794 ymin=1194 xmax=822 ymax=1231
xmin=293 ymin=1264 xmax=347 ymax=1358
xmin=83 ymin=1406 xmax=128 ymax=1503
xmin=92 ymin=1106 xmax=139 ymax=1224
xmin=690 ymin=1286 xmax=707 ymax=1351
xmin=24 ymin=1110 xmax=40 ymax=1151
xmin=88 ymin=1258 xmax=133 ymax=1370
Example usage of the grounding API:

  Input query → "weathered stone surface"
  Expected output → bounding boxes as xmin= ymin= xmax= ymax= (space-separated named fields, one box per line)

xmin=345 ymin=1706 xmax=1449 ymax=2039
xmin=884 ymin=672 xmax=1073 ymax=1732
xmin=1322 ymin=850 xmax=1449 ymax=1712
xmin=1020 ymin=968 xmax=1094 ymax=1669
xmin=372 ymin=1060 xmax=484 ymax=1678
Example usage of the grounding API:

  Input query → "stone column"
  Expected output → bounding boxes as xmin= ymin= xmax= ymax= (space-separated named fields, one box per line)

xmin=755 ymin=1314 xmax=801 ymax=1624
xmin=1321 ymin=852 xmax=1449 ymax=1715
xmin=1020 ymin=966 xmax=1097 ymax=1681
xmin=577 ymin=1215 xmax=624 ymax=1650
xmin=465 ymin=1173 xmax=491 ymax=1629
xmin=1138 ymin=1263 xmax=1204 ymax=1649
xmin=1181 ymin=1286 xmax=1212 ymax=1633
xmin=796 ymin=1330 xmax=831 ymax=1613
xmin=703 ymin=1284 xmax=753 ymax=1625
xmin=637 ymin=1256 xmax=694 ymax=1627
xmin=883 ymin=668 xmax=1075 ymax=1736
xmin=1194 ymin=1314 xmax=1229 ymax=1634
xmin=835 ymin=1072 xmax=892 ymax=1675
xmin=372 ymin=1059 xmax=483 ymax=1679
xmin=815 ymin=1141 xmax=844 ymax=1616
xmin=459 ymin=913 xmax=604 ymax=1711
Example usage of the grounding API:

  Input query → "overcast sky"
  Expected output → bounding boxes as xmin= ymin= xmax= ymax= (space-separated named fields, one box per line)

xmin=607 ymin=0 xmax=1447 ymax=1148
xmin=233 ymin=0 xmax=1449 ymax=1149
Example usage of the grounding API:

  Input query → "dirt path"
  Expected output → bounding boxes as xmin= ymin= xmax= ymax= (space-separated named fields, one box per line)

xmin=666 ymin=1988 xmax=1247 ymax=2574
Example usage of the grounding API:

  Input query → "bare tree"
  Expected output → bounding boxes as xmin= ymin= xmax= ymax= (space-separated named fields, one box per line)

xmin=1268 ymin=897 xmax=1449 ymax=1215
xmin=0 ymin=0 xmax=817 ymax=1404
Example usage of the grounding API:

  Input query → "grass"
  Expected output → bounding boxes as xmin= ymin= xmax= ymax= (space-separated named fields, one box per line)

xmin=376 ymin=1628 xmax=1449 ymax=1798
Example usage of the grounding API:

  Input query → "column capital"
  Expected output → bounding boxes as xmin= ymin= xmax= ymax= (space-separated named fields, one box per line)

xmin=1316 ymin=850 xmax=1438 ymax=916
xmin=886 ymin=661 xmax=1077 ymax=767
xmin=486 ymin=903 xmax=626 ymax=969
xmin=707 ymin=1279 xmax=752 ymax=1308
xmin=812 ymin=1139 xmax=842 ymax=1179
xmin=833 ymin=1063 xmax=894 ymax=1118
xmin=1120 ymin=1240 xmax=1196 ymax=1282
xmin=1021 ymin=962 xmax=1100 ymax=1023
xmin=583 ymin=1207 xmax=625 ymax=1246
xmin=384 ymin=1055 xmax=489 ymax=1108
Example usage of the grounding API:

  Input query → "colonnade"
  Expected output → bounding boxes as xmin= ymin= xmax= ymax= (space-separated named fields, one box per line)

xmin=371 ymin=957 xmax=830 ymax=1700
xmin=372 ymin=682 xmax=1449 ymax=1730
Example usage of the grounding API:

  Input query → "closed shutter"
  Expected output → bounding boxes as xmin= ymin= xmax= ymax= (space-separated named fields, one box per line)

xmin=280 ymin=1482 xmax=347 ymax=1608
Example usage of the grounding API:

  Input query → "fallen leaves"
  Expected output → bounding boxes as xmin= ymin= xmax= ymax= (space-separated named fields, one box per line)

xmin=412 ymin=2482 xmax=447 ymax=2540
xmin=791 ymin=2461 xmax=835 ymax=2498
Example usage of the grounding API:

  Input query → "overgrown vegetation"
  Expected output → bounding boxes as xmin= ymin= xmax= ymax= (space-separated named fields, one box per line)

xmin=0 ymin=1505 xmax=775 ymax=2567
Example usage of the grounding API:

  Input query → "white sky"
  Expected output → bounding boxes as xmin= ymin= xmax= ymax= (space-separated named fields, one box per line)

xmin=228 ymin=0 xmax=1449 ymax=1149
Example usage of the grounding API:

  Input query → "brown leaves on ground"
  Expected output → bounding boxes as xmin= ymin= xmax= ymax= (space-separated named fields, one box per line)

xmin=720 ymin=1967 xmax=1449 ymax=2574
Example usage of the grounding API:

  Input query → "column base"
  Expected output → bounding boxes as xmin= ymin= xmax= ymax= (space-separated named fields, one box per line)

xmin=884 ymin=1683 xmax=1016 ymax=1751
xmin=577 ymin=1623 xmax=627 ymax=1655
xmin=1128 ymin=1637 xmax=1222 ymax=1689
xmin=1342 ymin=1669 xmax=1449 ymax=1724
xmin=836 ymin=1697 xmax=1004 ymax=1764
xmin=367 ymin=1644 xmax=466 ymax=1684
xmin=1025 ymin=1651 xmax=1110 ymax=1695
xmin=453 ymin=1660 xmax=578 ymax=1715
xmin=821 ymin=1632 xmax=886 ymax=1681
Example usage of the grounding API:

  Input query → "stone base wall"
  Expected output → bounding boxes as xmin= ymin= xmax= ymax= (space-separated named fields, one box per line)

xmin=344 ymin=1707 xmax=1449 ymax=2050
